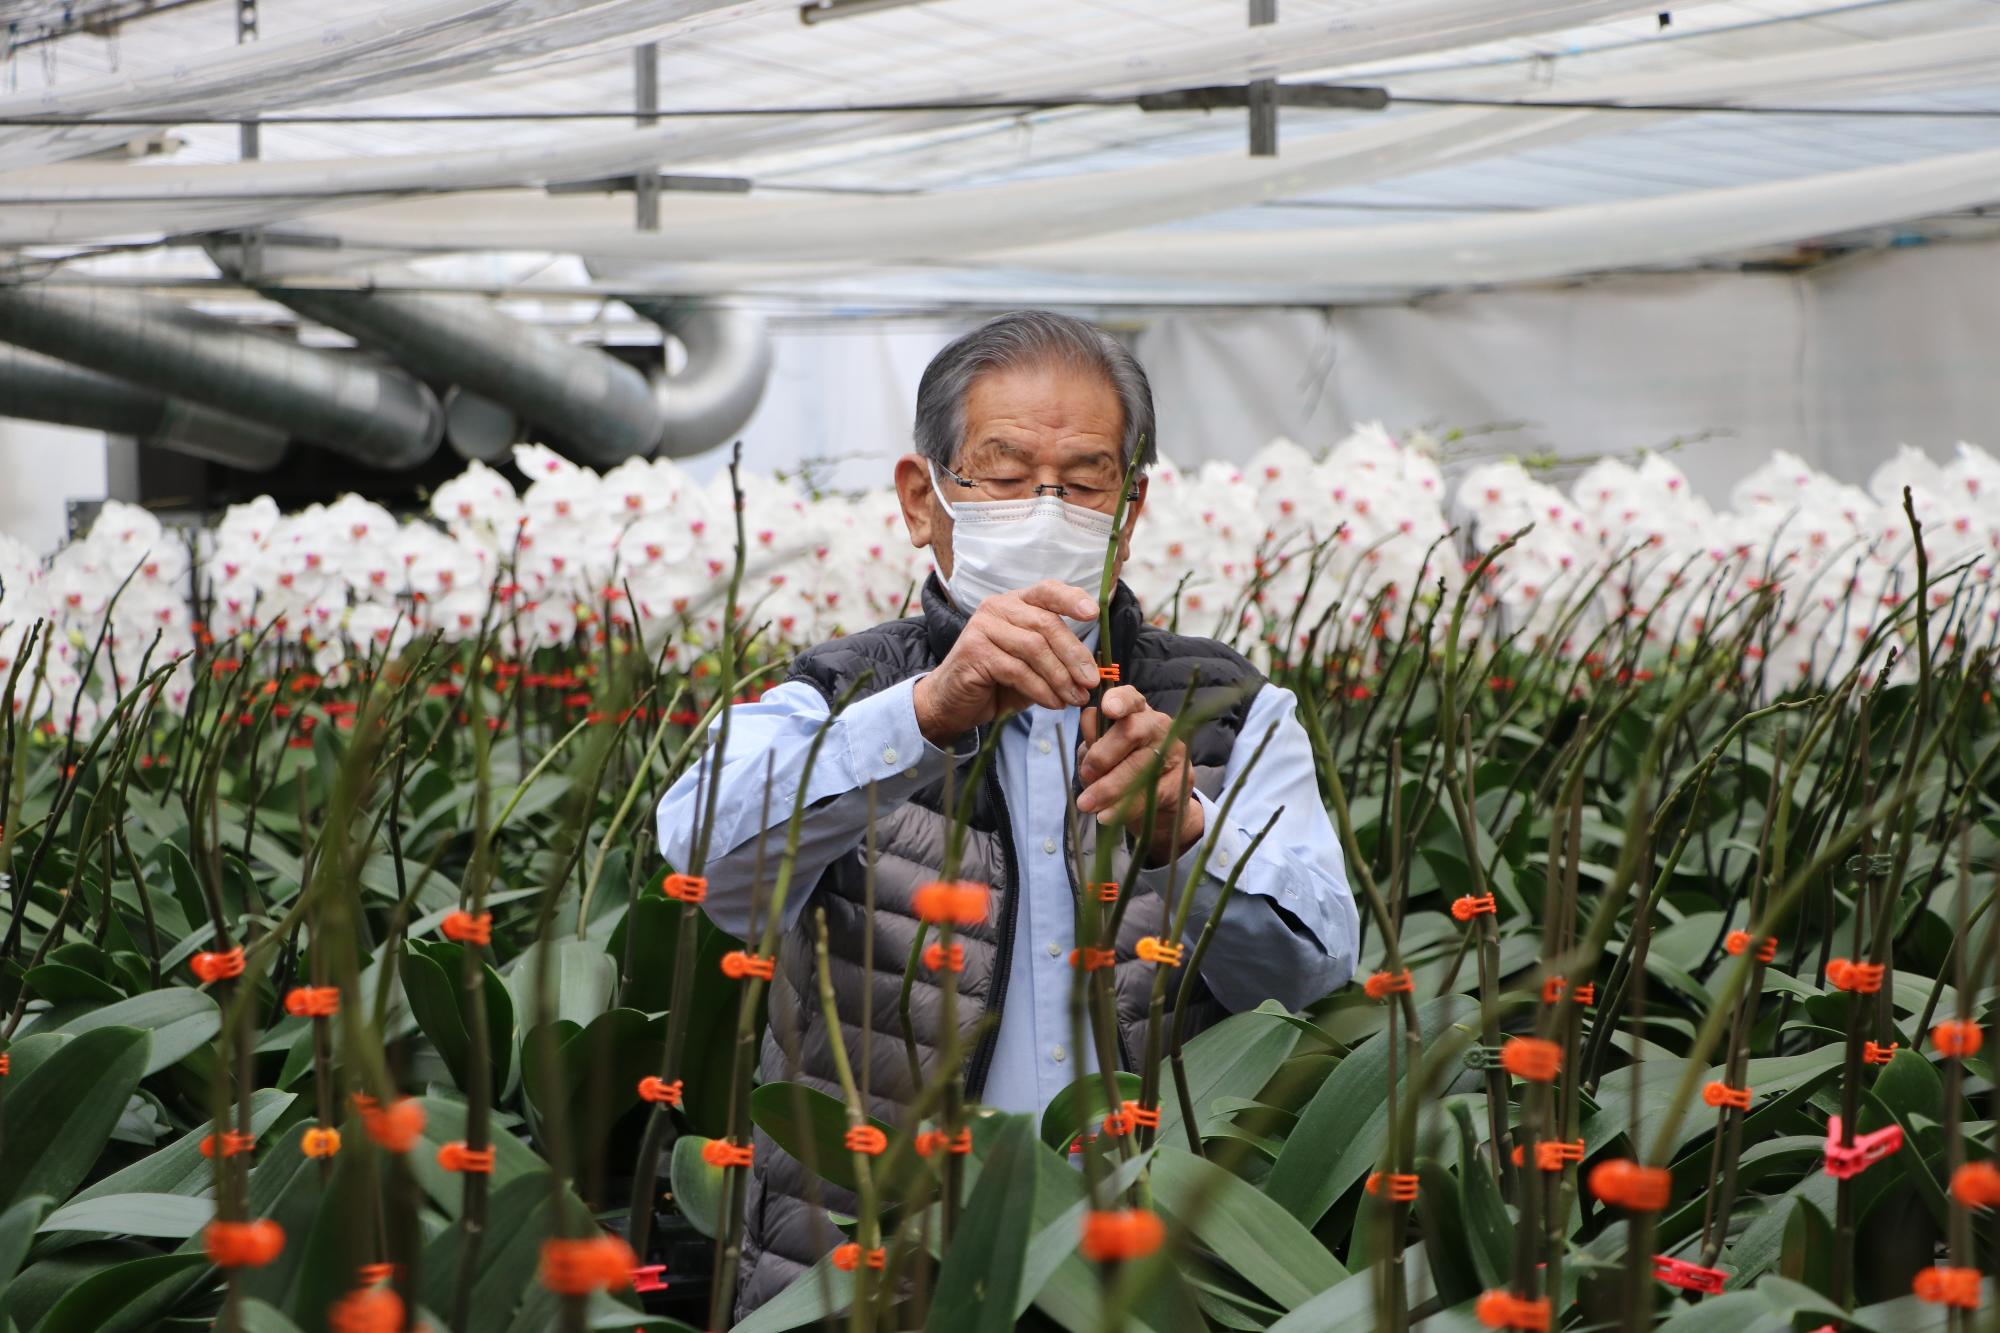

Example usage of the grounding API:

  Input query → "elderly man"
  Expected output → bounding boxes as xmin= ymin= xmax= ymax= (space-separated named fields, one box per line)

xmin=656 ymin=309 xmax=1357 ymax=1311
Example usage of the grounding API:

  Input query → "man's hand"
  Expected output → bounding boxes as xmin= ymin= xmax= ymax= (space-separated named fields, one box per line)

xmin=913 ymin=580 xmax=1101 ymax=746
xmin=1077 ymin=685 xmax=1204 ymax=866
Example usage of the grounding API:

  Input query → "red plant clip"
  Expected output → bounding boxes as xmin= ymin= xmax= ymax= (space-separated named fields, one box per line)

xmin=1702 ymin=1081 xmax=1753 ymax=1111
xmin=1080 ymin=1208 xmax=1162 ymax=1262
xmin=1101 ymin=1106 xmax=1134 ymax=1136
xmin=205 ymin=1219 xmax=286 ymax=1268
xmin=1825 ymin=958 xmax=1884 ymax=993
xmin=832 ymin=1243 xmax=888 ymax=1272
xmin=721 ymin=950 xmax=776 ymax=981
xmin=1653 ymin=1255 xmax=1726 ymax=1295
xmin=1091 ymin=881 xmax=1120 ymax=903
xmin=1069 ymin=946 xmax=1116 ymax=971
xmin=631 ymin=1264 xmax=668 ymax=1293
xmin=1135 ymin=936 xmax=1184 ymax=967
xmin=284 ymin=986 xmax=340 ymax=1018
xmin=915 ymin=1127 xmax=973 ymax=1157
xmin=1539 ymin=976 xmax=1565 ymax=1003
xmin=200 ymin=1129 xmax=256 ymax=1158
xmin=1862 ymin=1040 xmax=1899 ymax=1065
xmin=1822 ymin=1115 xmax=1902 ymax=1180
xmin=1499 ymin=1037 xmax=1561 ymax=1082
xmin=191 ymin=947 xmax=247 ymax=983
xmin=1932 ymin=1020 xmax=1983 ymax=1058
xmin=1365 ymin=1171 xmax=1421 ymax=1202
xmin=355 ymin=1262 xmax=396 ymax=1285
xmin=923 ymin=941 xmax=966 ymax=973
xmin=1913 ymin=1266 xmax=1981 ymax=1309
xmin=437 ymin=1142 xmax=495 ymax=1174
xmin=1364 ymin=969 xmax=1413 ymax=1001
xmin=1516 ymin=1139 xmax=1585 ymax=1172
xmin=1451 ymin=893 xmax=1497 ymax=922
xmin=702 ymin=1139 xmax=754 ymax=1168
xmin=327 ymin=1286 xmax=403 ymax=1333
xmin=539 ymin=1234 xmax=639 ymax=1295
xmin=440 ymin=911 xmax=492 ymax=945
xmin=1588 ymin=1159 xmax=1672 ymax=1211
xmin=355 ymin=1095 xmax=425 ymax=1153
xmin=1097 ymin=664 xmax=1122 ymax=684
xmin=912 ymin=881 xmax=990 ymax=926
xmin=1950 ymin=1160 xmax=2000 ymax=1208
xmin=661 ymin=873 xmax=708 ymax=904
xmin=1474 ymin=1290 xmax=1550 ymax=1330
xmin=637 ymin=1076 xmax=683 ymax=1106
xmin=0 ymin=1053 xmax=9 ymax=1077
xmin=301 ymin=1127 xmax=342 ymax=1159
xmin=844 ymin=1125 xmax=888 ymax=1156
xmin=1571 ymin=981 xmax=1596 ymax=1005
xmin=1724 ymin=931 xmax=1778 ymax=964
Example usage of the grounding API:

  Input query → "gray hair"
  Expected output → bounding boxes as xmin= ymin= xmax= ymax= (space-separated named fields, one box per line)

xmin=912 ymin=310 xmax=1157 ymax=474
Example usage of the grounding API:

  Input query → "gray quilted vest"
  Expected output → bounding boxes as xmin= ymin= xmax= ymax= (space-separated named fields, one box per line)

xmin=736 ymin=575 xmax=1262 ymax=1315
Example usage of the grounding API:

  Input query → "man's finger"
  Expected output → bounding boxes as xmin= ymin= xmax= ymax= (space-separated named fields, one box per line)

xmin=1018 ymin=580 xmax=1098 ymax=624
xmin=985 ymin=651 xmax=1068 ymax=712
xmin=1077 ymin=713 xmax=1157 ymax=785
xmin=1078 ymin=745 xmax=1165 ymax=820
xmin=1098 ymin=684 xmax=1147 ymax=720
xmin=994 ymin=598 xmax=1099 ymax=690
xmin=979 ymin=618 xmax=1090 ymax=708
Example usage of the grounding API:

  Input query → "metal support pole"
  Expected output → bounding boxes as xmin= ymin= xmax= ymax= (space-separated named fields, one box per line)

xmin=634 ymin=43 xmax=661 ymax=231
xmin=237 ymin=0 xmax=259 ymax=160
xmin=1248 ymin=0 xmax=1277 ymax=157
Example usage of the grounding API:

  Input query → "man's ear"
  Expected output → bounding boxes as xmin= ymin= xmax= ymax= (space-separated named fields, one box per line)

xmin=1115 ymin=473 xmax=1147 ymax=565
xmin=894 ymin=454 xmax=949 ymax=572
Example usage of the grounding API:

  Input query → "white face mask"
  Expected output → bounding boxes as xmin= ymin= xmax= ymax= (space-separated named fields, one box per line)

xmin=930 ymin=465 xmax=1117 ymax=634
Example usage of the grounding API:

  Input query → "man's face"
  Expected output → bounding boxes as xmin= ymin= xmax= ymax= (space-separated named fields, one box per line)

xmin=894 ymin=361 xmax=1145 ymax=579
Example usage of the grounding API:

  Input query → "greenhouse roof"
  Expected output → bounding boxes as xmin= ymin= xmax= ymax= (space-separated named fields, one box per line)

xmin=7 ymin=0 xmax=2000 ymax=310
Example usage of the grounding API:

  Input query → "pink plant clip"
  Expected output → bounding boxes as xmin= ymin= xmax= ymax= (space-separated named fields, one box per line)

xmin=1822 ymin=1115 xmax=1902 ymax=1180
xmin=1652 ymin=1255 xmax=1726 ymax=1295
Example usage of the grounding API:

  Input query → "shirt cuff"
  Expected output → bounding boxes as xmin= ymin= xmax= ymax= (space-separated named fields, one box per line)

xmin=836 ymin=675 xmax=968 ymax=788
xmin=1135 ymin=788 xmax=1232 ymax=899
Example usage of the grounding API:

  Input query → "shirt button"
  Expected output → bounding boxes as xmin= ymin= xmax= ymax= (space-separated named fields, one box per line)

xmin=1047 ymin=940 xmax=1061 ymax=958
xmin=1050 ymin=1044 xmax=1066 ymax=1063
xmin=1042 ymin=836 xmax=1057 ymax=855
xmin=1037 ymin=736 xmax=1052 ymax=755
xmin=882 ymin=746 xmax=898 ymax=766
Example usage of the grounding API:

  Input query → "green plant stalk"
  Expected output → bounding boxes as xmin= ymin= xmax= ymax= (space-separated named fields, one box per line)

xmin=812 ymin=907 xmax=883 ymax=1333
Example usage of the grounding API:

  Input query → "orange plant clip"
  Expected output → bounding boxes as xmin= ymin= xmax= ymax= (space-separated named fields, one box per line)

xmin=327 ymin=1286 xmax=403 ymax=1333
xmin=1499 ymin=1037 xmax=1561 ymax=1082
xmin=1702 ymin=1082 xmax=1753 ymax=1111
xmin=1826 ymin=958 xmax=1884 ymax=993
xmin=1364 ymin=969 xmax=1413 ymax=1001
xmin=832 ymin=1243 xmax=888 ymax=1272
xmin=1862 ymin=1040 xmax=1899 ymax=1065
xmin=539 ymin=1234 xmax=639 ymax=1295
xmin=355 ymin=1095 xmax=425 ymax=1152
xmin=915 ymin=1127 xmax=973 ymax=1157
xmin=192 ymin=946 xmax=247 ymax=983
xmin=1123 ymin=1101 xmax=1161 ymax=1130
xmin=1913 ymin=1266 xmax=1981 ymax=1309
xmin=661 ymin=872 xmax=708 ymax=904
xmin=437 ymin=1142 xmax=496 ymax=1174
xmin=1510 ymin=1139 xmax=1584 ymax=1172
xmin=844 ymin=1125 xmax=888 ymax=1156
xmin=637 ymin=1076 xmax=684 ymax=1106
xmin=1474 ymin=1290 xmax=1550 ymax=1331
xmin=1091 ymin=881 xmax=1120 ymax=903
xmin=284 ymin=986 xmax=340 ymax=1018
xmin=1724 ymin=930 xmax=1778 ymax=964
xmin=1588 ymin=1159 xmax=1672 ymax=1211
xmin=1069 ymin=946 xmax=1116 ymax=971
xmin=1451 ymin=893 xmax=1497 ymax=922
xmin=1932 ymin=1020 xmax=1983 ymax=1058
xmin=702 ymin=1139 xmax=755 ymax=1169
xmin=911 ymin=881 xmax=990 ymax=926
xmin=1949 ymin=1160 xmax=2000 ymax=1209
xmin=301 ymin=1127 xmax=342 ymax=1159
xmin=923 ymin=941 xmax=966 ymax=973
xmin=1365 ymin=1171 xmax=1421 ymax=1202
xmin=205 ymin=1219 xmax=286 ymax=1268
xmin=440 ymin=911 xmax=492 ymax=946
xmin=200 ymin=1129 xmax=256 ymax=1158
xmin=1097 ymin=664 xmax=1122 ymax=684
xmin=1135 ymin=936 xmax=1184 ymax=967
xmin=1080 ymin=1208 xmax=1163 ymax=1262
xmin=720 ymin=950 xmax=776 ymax=981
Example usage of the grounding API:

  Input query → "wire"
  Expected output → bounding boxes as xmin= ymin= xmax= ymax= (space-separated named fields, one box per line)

xmin=7 ymin=88 xmax=2000 ymax=128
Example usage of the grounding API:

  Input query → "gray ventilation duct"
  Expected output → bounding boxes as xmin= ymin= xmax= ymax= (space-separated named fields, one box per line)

xmin=623 ymin=298 xmax=773 ymax=459
xmin=207 ymin=235 xmax=667 ymax=468
xmin=0 ymin=284 xmax=441 ymax=470
xmin=0 ymin=344 xmax=289 ymax=471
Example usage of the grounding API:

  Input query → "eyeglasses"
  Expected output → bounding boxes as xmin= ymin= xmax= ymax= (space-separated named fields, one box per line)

xmin=936 ymin=461 xmax=1140 ymax=509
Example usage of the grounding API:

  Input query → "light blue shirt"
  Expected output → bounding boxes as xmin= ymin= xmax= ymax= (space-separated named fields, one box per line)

xmin=654 ymin=673 xmax=1358 ymax=1116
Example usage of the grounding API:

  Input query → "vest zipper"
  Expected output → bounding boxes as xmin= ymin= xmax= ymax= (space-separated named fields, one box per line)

xmin=963 ymin=744 xmax=1019 ymax=1102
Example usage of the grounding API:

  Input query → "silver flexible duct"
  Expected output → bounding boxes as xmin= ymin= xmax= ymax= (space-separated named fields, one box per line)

xmin=0 ymin=344 xmax=289 ymax=471
xmin=0 ymin=284 xmax=441 ymax=469
xmin=624 ymin=298 xmax=772 ymax=458
xmin=257 ymin=284 xmax=667 ymax=467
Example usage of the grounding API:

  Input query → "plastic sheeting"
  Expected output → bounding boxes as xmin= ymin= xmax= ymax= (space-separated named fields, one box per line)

xmin=0 ymin=0 xmax=1727 ymax=244
xmin=236 ymin=20 xmax=2000 ymax=277
xmin=0 ymin=0 xmax=788 ymax=172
